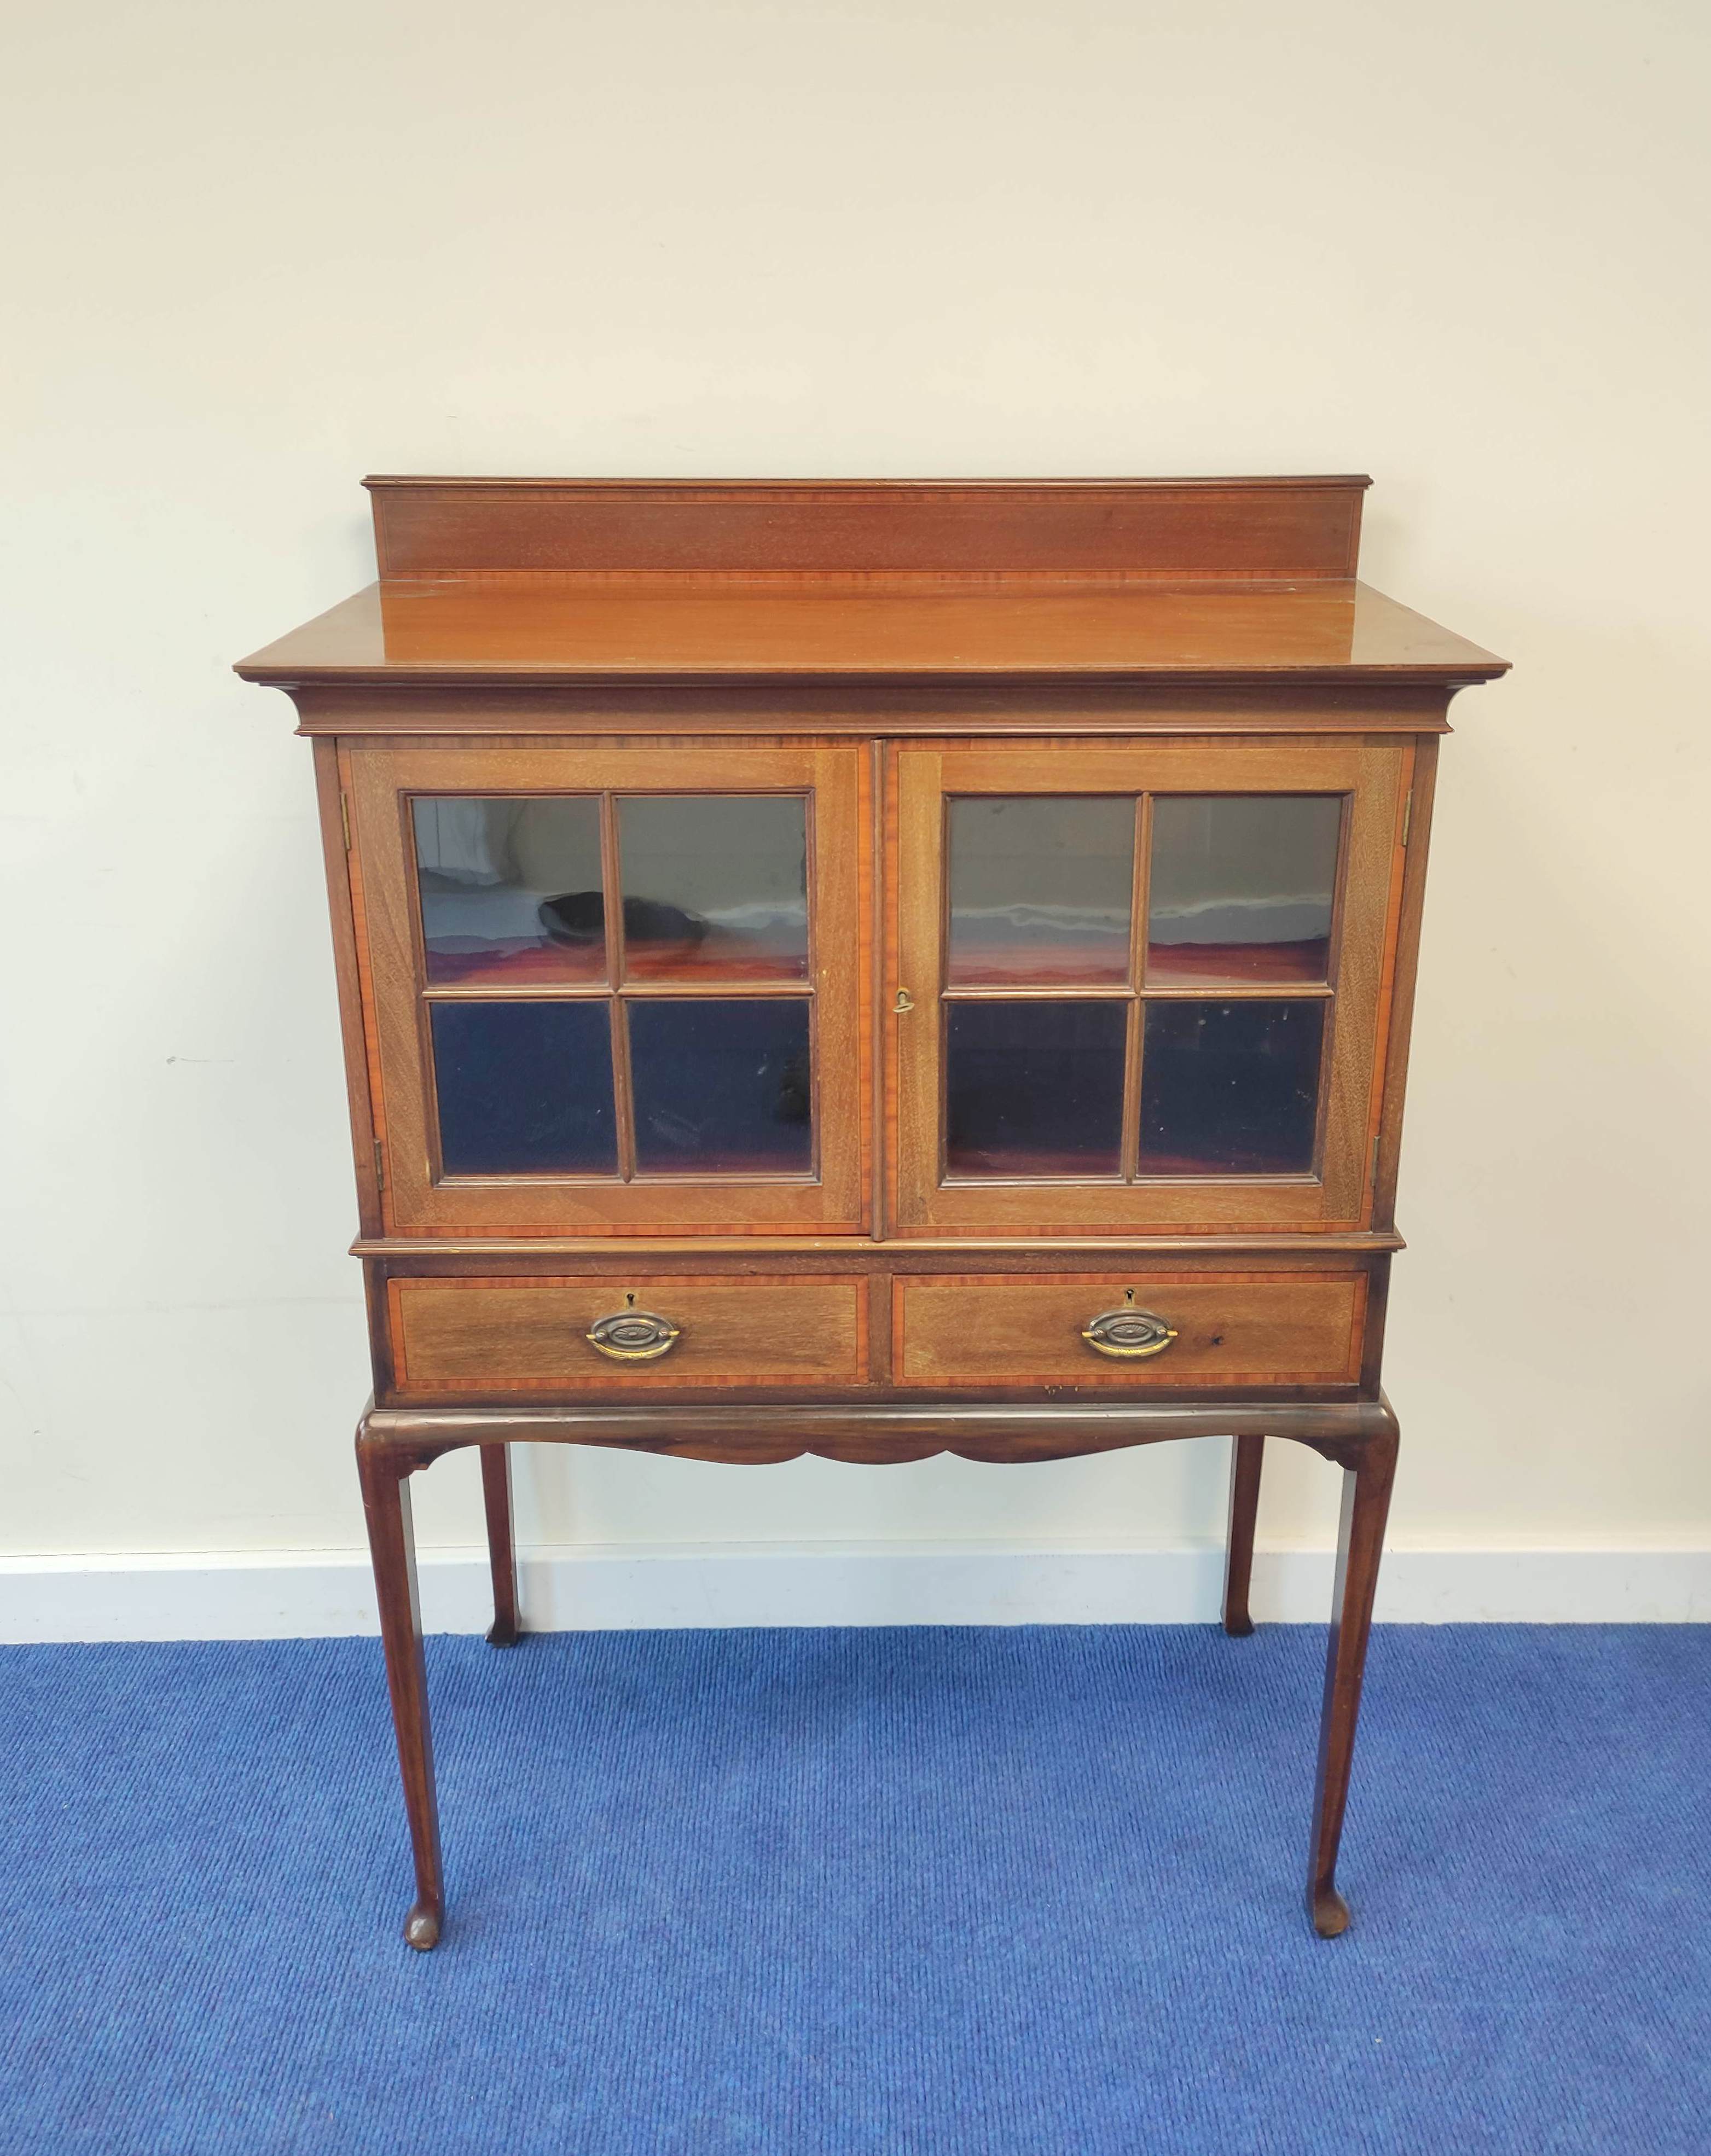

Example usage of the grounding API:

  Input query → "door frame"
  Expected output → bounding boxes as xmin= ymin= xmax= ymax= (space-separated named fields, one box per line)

xmin=886 ymin=736 xmax=1411 ymax=1235
xmin=345 ymin=739 xmax=868 ymax=1235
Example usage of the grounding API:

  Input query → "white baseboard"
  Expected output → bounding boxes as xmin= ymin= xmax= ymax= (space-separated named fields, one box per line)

xmin=1 ymin=1542 xmax=1708 ymax=1642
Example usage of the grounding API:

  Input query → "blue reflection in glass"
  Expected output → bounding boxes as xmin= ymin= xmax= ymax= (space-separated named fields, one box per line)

xmin=629 ymin=1000 xmax=813 ymax=1175
xmin=430 ymin=1001 xmax=616 ymax=1174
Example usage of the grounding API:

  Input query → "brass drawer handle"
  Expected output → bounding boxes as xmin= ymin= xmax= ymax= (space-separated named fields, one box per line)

xmin=587 ymin=1298 xmax=681 ymax=1363
xmin=1082 ymin=1293 xmax=1178 ymax=1360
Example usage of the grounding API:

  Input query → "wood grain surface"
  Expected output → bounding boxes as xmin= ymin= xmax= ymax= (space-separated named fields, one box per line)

xmin=390 ymin=1273 xmax=868 ymax=1397
xmin=892 ymin=1271 xmax=1366 ymax=1389
xmin=363 ymin=475 xmax=1369 ymax=580
xmin=238 ymin=577 xmax=1505 ymax=689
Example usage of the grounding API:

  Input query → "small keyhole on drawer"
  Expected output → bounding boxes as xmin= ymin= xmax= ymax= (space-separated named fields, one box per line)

xmin=1210 ymin=1334 xmax=1224 ymax=1346
xmin=624 ymin=1292 xmax=636 ymax=1309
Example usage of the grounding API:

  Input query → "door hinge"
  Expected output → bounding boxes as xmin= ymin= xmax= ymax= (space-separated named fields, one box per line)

xmin=373 ymin=1139 xmax=385 ymax=1192
xmin=341 ymin=793 xmax=353 ymax=851
xmin=1371 ymin=1134 xmax=1382 ymax=1185
xmin=1400 ymin=790 xmax=1413 ymax=846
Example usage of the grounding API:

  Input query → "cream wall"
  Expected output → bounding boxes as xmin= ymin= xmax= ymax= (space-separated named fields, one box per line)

xmin=5 ymin=0 xmax=1709 ymax=1590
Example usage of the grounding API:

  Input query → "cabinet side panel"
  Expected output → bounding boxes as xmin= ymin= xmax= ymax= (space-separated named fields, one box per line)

xmin=1372 ymin=735 xmax=1440 ymax=1231
xmin=1318 ymin=741 xmax=1408 ymax=1225
xmin=310 ymin=737 xmax=381 ymax=1237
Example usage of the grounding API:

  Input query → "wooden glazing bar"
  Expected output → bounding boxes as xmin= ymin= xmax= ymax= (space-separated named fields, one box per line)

xmin=599 ymin=794 xmax=637 ymax=1182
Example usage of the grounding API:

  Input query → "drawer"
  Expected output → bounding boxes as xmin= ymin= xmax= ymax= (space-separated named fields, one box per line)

xmin=891 ymin=1271 xmax=1366 ymax=1390
xmin=388 ymin=1274 xmax=869 ymax=1399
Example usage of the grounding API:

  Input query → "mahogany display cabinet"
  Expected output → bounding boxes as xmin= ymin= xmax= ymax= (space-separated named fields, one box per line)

xmin=237 ymin=475 xmax=1507 ymax=1948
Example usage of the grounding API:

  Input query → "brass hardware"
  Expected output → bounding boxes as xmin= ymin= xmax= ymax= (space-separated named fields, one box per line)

xmin=892 ymin=987 xmax=915 ymax=1014
xmin=1401 ymin=789 xmax=1413 ymax=846
xmin=1082 ymin=1288 xmax=1178 ymax=1360
xmin=373 ymin=1138 xmax=385 ymax=1192
xmin=586 ymin=1297 xmax=681 ymax=1362
xmin=340 ymin=794 xmax=352 ymax=852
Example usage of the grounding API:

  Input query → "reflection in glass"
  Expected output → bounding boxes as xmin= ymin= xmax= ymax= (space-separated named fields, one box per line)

xmin=947 ymin=797 xmax=1135 ymax=985
xmin=1147 ymin=796 xmax=1342 ymax=986
xmin=629 ymin=999 xmax=813 ymax=1175
xmin=430 ymin=1001 xmax=616 ymax=1175
xmin=414 ymin=797 xmax=605 ymax=986
xmin=618 ymin=796 xmax=808 ymax=980
xmin=944 ymin=1001 xmax=1127 ymax=1177
xmin=1139 ymin=1000 xmax=1324 ymax=1174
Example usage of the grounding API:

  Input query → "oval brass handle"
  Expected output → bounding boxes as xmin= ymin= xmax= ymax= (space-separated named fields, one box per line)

xmin=893 ymin=987 xmax=915 ymax=1014
xmin=586 ymin=1307 xmax=681 ymax=1362
xmin=1082 ymin=1305 xmax=1179 ymax=1359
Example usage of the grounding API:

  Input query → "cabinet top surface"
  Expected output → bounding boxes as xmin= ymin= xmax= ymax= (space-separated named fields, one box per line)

xmin=235 ymin=476 xmax=1508 ymax=689
xmin=237 ymin=577 xmax=1508 ymax=688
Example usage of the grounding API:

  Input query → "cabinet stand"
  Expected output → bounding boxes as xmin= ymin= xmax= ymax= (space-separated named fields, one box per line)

xmin=356 ymin=1400 xmax=1399 ymax=1950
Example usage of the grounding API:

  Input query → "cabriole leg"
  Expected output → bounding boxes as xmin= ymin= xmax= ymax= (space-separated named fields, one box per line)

xmin=1222 ymin=1432 xmax=1264 ymax=1636
xmin=1307 ymin=1420 xmax=1399 ymax=1938
xmin=357 ymin=1428 xmax=444 ymax=1950
xmin=479 ymin=1443 xmax=521 ymax=1648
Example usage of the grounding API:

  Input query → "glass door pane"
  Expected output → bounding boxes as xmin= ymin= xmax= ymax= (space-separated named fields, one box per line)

xmin=616 ymin=794 xmax=814 ymax=1177
xmin=414 ymin=795 xmax=605 ymax=985
xmin=945 ymin=1001 xmax=1127 ymax=1175
xmin=947 ymin=796 xmax=1134 ymax=985
xmin=419 ymin=794 xmax=817 ymax=1182
xmin=939 ymin=788 xmax=1340 ymax=1183
xmin=1147 ymin=795 xmax=1341 ymax=986
xmin=629 ymin=999 xmax=812 ymax=1173
xmin=430 ymin=1001 xmax=617 ymax=1174
xmin=618 ymin=795 xmax=808 ymax=980
xmin=1139 ymin=999 xmax=1325 ymax=1173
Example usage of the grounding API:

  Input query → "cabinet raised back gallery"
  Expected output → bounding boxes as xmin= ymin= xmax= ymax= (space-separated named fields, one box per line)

xmin=239 ymin=475 xmax=1506 ymax=1947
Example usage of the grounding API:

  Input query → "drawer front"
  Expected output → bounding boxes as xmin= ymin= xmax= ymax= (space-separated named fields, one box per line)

xmin=892 ymin=1272 xmax=1366 ymax=1390
xmin=390 ymin=1274 xmax=868 ymax=1398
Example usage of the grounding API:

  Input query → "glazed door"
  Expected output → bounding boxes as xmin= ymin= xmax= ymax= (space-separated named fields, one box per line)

xmin=348 ymin=743 xmax=865 ymax=1234
xmin=889 ymin=738 xmax=1410 ymax=1234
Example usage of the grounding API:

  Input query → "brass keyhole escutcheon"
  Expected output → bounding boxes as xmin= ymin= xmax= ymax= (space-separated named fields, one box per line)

xmin=1081 ymin=1289 xmax=1179 ymax=1361
xmin=893 ymin=987 xmax=915 ymax=1014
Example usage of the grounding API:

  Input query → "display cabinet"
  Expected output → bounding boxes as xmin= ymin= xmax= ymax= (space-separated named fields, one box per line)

xmin=238 ymin=475 xmax=1506 ymax=1948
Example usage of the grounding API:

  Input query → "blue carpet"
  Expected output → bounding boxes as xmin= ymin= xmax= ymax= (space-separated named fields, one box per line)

xmin=2 ymin=1625 xmax=1708 ymax=2154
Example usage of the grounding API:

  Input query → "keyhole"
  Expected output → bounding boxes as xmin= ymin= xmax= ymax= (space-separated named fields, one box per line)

xmin=624 ymin=1292 xmax=636 ymax=1309
xmin=1123 ymin=1288 xmax=1135 ymax=1307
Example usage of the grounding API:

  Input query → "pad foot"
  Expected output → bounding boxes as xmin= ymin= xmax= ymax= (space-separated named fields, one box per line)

xmin=404 ymin=1899 xmax=442 ymax=1951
